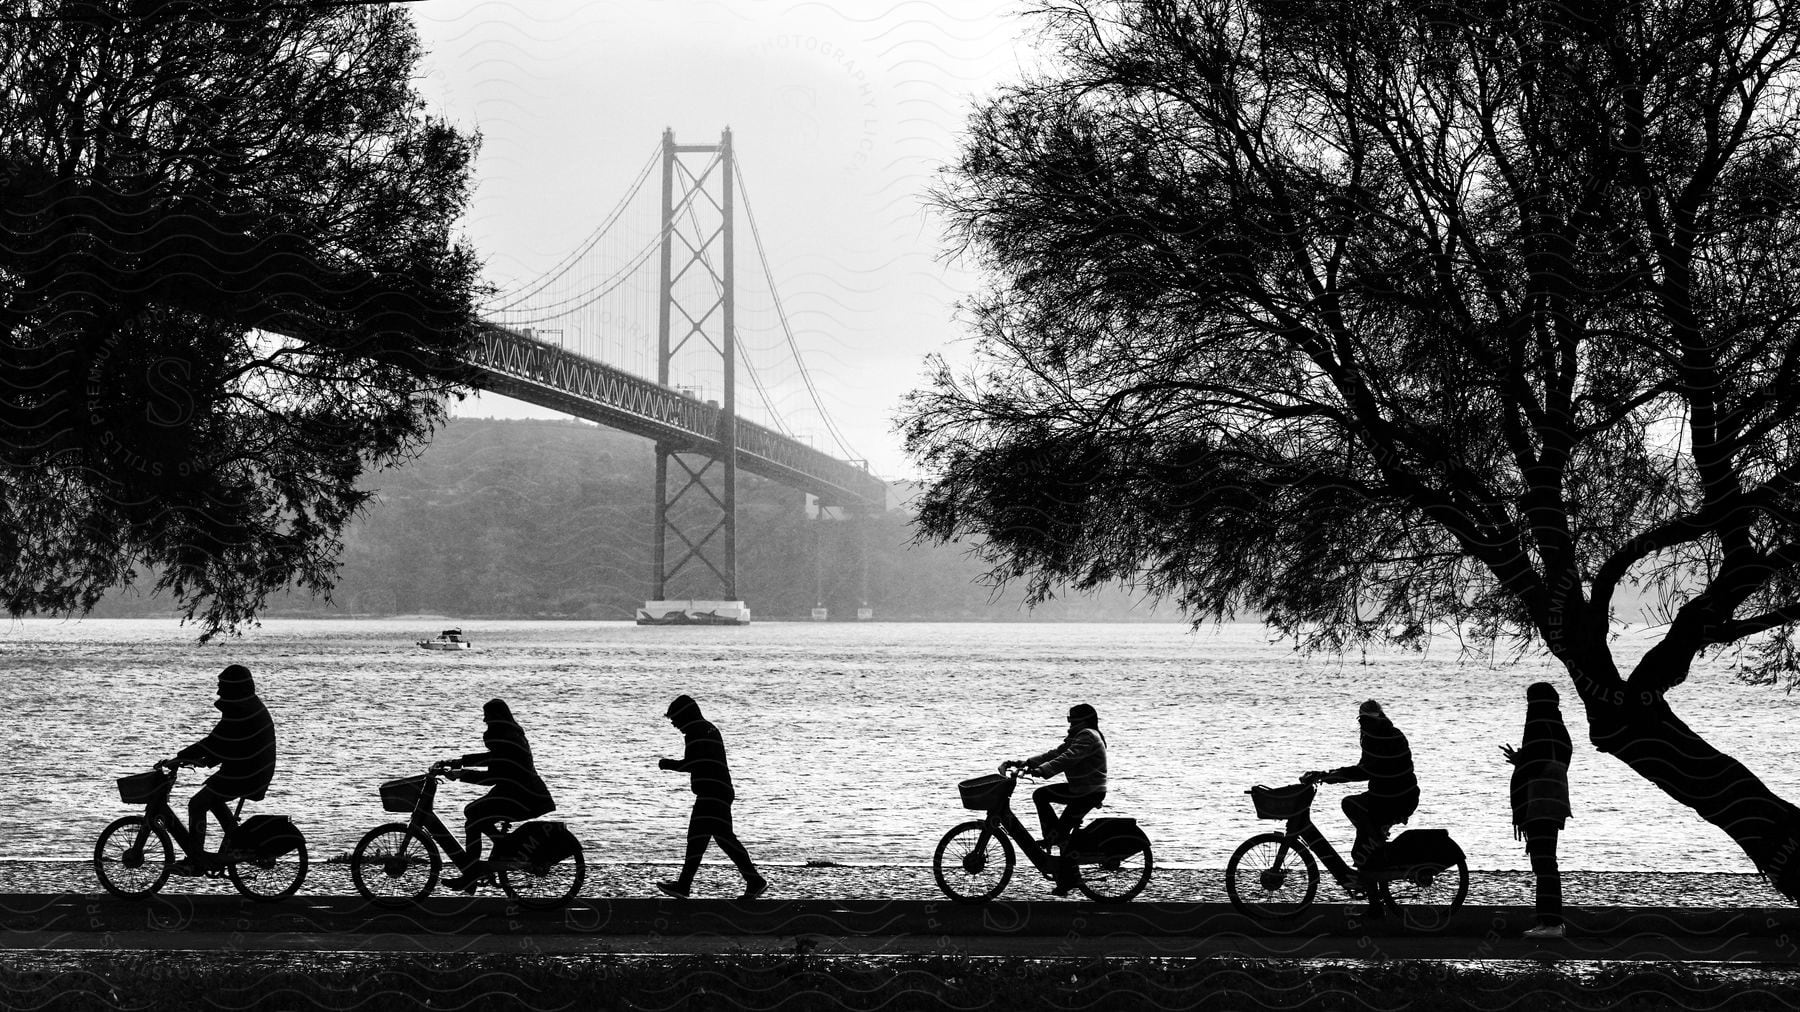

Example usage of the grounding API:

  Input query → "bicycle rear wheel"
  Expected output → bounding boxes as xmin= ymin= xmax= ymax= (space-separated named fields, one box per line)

xmin=932 ymin=820 xmax=1015 ymax=903
xmin=1225 ymin=832 xmax=1319 ymax=920
xmin=350 ymin=823 xmax=440 ymax=906
xmin=498 ymin=838 xmax=586 ymax=909
xmin=228 ymin=833 xmax=309 ymax=902
xmin=94 ymin=816 xmax=172 ymax=899
xmin=1375 ymin=854 xmax=1469 ymax=932
xmin=1073 ymin=841 xmax=1153 ymax=903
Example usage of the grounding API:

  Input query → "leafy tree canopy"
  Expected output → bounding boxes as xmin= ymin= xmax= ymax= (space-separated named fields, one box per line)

xmin=905 ymin=0 xmax=1800 ymax=897
xmin=0 ymin=0 xmax=482 ymax=638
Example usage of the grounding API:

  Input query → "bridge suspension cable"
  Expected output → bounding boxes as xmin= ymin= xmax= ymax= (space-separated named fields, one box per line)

xmin=659 ymin=152 xmax=799 ymax=443
xmin=734 ymin=158 xmax=864 ymax=466
xmin=483 ymin=146 xmax=660 ymax=315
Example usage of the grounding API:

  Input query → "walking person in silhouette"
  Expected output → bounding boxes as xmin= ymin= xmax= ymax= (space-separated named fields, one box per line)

xmin=1303 ymin=699 xmax=1419 ymax=889
xmin=171 ymin=663 xmax=277 ymax=874
xmin=440 ymin=698 xmax=556 ymax=891
xmin=1503 ymin=681 xmax=1572 ymax=939
xmin=1015 ymin=702 xmax=1107 ymax=896
xmin=656 ymin=694 xmax=767 ymax=900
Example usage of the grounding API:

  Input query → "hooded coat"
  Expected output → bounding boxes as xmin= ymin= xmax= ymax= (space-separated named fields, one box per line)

xmin=664 ymin=694 xmax=734 ymax=800
xmin=460 ymin=698 xmax=555 ymax=815
xmin=1510 ymin=686 xmax=1572 ymax=837
xmin=176 ymin=664 xmax=277 ymax=800
xmin=1343 ymin=711 xmax=1420 ymax=819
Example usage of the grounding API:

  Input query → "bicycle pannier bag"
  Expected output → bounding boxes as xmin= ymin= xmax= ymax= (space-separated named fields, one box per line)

xmin=234 ymin=814 xmax=303 ymax=856
xmin=1068 ymin=817 xmax=1147 ymax=858
xmin=1372 ymin=828 xmax=1464 ymax=874
xmin=492 ymin=821 xmax=579 ymax=866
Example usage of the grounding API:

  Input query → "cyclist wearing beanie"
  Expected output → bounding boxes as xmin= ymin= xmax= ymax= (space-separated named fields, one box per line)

xmin=173 ymin=663 xmax=277 ymax=869
xmin=1020 ymin=703 xmax=1108 ymax=894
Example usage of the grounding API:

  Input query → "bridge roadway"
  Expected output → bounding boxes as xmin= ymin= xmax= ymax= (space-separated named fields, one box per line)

xmin=5 ymin=893 xmax=1799 ymax=962
xmin=465 ymin=324 xmax=888 ymax=510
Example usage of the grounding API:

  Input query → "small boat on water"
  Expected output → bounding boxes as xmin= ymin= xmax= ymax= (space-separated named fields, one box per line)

xmin=417 ymin=628 xmax=472 ymax=651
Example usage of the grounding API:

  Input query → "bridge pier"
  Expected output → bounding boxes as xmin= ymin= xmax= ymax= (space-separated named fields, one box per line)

xmin=808 ymin=497 xmax=874 ymax=621
xmin=637 ymin=128 xmax=749 ymax=626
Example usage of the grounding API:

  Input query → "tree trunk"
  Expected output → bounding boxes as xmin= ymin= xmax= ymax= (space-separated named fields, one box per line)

xmin=1580 ymin=684 xmax=1800 ymax=901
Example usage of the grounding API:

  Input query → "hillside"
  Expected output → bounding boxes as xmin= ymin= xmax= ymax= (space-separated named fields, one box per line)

xmin=90 ymin=417 xmax=1170 ymax=623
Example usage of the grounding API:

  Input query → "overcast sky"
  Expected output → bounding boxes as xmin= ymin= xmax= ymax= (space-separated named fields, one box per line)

xmin=409 ymin=0 xmax=1043 ymax=478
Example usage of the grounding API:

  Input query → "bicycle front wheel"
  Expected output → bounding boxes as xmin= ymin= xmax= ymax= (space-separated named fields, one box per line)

xmin=1375 ymin=852 xmax=1469 ymax=932
xmin=498 ymin=838 xmax=586 ymax=909
xmin=228 ymin=833 xmax=309 ymax=902
xmin=932 ymin=820 xmax=1015 ymax=904
xmin=94 ymin=816 xmax=172 ymax=899
xmin=350 ymin=823 xmax=440 ymax=906
xmin=1074 ymin=840 xmax=1153 ymax=904
xmin=1225 ymin=832 xmax=1319 ymax=920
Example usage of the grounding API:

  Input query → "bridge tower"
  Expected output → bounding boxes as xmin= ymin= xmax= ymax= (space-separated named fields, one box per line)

xmin=636 ymin=128 xmax=750 ymax=626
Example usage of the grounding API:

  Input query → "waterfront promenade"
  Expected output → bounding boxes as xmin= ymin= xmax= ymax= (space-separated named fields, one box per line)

xmin=6 ymin=891 xmax=1800 ymax=963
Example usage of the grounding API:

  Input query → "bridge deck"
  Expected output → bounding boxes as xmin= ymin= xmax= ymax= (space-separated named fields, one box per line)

xmin=466 ymin=324 xmax=887 ymax=509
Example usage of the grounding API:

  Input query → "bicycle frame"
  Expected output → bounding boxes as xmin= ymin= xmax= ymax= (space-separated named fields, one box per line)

xmin=130 ymin=770 xmax=245 ymax=861
xmin=971 ymin=777 xmax=1073 ymax=878
xmin=394 ymin=768 xmax=531 ymax=870
xmin=395 ymin=771 xmax=481 ymax=867
xmin=1272 ymin=811 xmax=1357 ymax=887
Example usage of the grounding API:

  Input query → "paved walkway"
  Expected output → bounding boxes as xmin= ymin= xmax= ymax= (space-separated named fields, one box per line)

xmin=6 ymin=893 xmax=1800 ymax=962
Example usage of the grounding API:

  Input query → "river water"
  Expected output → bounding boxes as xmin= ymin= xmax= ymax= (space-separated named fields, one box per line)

xmin=3 ymin=617 xmax=1795 ymax=874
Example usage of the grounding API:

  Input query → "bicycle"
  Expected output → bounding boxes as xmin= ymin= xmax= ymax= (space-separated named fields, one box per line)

xmin=93 ymin=760 xmax=309 ymax=902
xmin=348 ymin=759 xmax=586 ymax=909
xmin=1224 ymin=778 xmax=1468 ymax=930
xmin=932 ymin=763 xmax=1153 ymax=904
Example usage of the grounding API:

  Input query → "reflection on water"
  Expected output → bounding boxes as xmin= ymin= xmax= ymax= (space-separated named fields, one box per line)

xmin=3 ymin=618 xmax=1795 ymax=872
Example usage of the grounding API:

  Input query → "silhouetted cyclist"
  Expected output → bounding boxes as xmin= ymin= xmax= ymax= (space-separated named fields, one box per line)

xmin=172 ymin=663 xmax=276 ymax=873
xmin=441 ymin=697 xmax=556 ymax=891
xmin=1015 ymin=702 xmax=1107 ymax=896
xmin=656 ymin=694 xmax=767 ymax=901
xmin=1303 ymin=699 xmax=1419 ymax=876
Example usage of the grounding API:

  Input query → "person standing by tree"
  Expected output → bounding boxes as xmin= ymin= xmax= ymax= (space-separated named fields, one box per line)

xmin=656 ymin=695 xmax=767 ymax=901
xmin=1503 ymin=682 xmax=1573 ymax=939
xmin=172 ymin=664 xmax=276 ymax=873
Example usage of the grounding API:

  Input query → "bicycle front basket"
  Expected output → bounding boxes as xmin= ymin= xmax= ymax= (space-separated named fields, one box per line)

xmin=1250 ymin=783 xmax=1315 ymax=820
xmin=116 ymin=770 xmax=172 ymax=804
xmin=958 ymin=773 xmax=1014 ymax=810
xmin=380 ymin=774 xmax=430 ymax=813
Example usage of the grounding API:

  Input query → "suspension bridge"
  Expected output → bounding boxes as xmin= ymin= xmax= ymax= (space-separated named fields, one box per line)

xmin=458 ymin=129 xmax=887 ymax=625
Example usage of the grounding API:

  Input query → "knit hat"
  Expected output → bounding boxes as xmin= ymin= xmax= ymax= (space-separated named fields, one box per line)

xmin=1527 ymin=681 xmax=1559 ymax=704
xmin=218 ymin=664 xmax=255 ymax=699
xmin=1068 ymin=703 xmax=1098 ymax=723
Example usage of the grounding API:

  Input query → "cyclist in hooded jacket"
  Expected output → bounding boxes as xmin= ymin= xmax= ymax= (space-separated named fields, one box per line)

xmin=1304 ymin=699 xmax=1420 ymax=872
xmin=441 ymin=697 xmax=556 ymax=891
